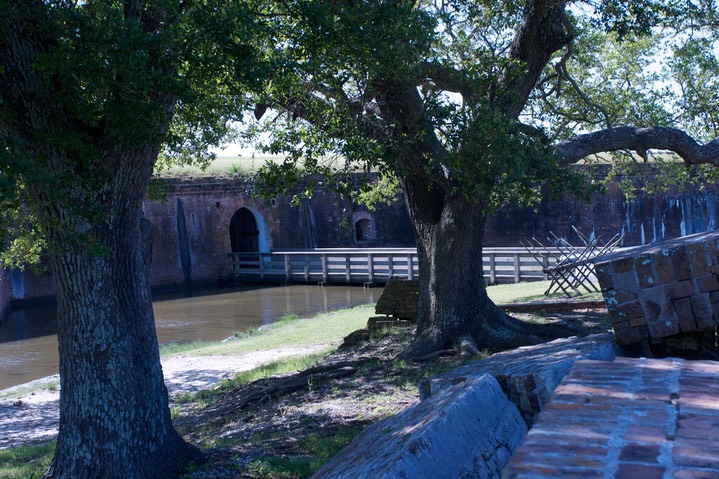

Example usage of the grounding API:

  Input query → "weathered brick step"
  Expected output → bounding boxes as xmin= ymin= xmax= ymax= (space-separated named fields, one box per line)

xmin=503 ymin=357 xmax=719 ymax=479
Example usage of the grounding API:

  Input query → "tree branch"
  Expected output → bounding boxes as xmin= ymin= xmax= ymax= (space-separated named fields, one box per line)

xmin=498 ymin=0 xmax=573 ymax=118
xmin=554 ymin=126 xmax=719 ymax=166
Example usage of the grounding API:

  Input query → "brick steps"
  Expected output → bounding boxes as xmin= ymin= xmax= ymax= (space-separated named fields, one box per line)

xmin=503 ymin=358 xmax=719 ymax=479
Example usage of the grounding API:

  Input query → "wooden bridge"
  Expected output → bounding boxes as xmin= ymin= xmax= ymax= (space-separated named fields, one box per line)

xmin=228 ymin=247 xmax=565 ymax=285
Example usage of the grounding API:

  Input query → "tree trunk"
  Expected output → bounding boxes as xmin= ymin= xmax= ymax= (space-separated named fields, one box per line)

xmin=41 ymin=161 xmax=202 ymax=479
xmin=401 ymin=177 xmax=570 ymax=358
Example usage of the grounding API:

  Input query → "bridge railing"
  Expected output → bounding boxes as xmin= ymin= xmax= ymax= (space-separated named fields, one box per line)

xmin=228 ymin=247 xmax=563 ymax=285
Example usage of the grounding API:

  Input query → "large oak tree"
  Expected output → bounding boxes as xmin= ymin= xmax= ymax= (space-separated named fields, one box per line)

xmin=253 ymin=0 xmax=719 ymax=356
xmin=0 ymin=1 xmax=264 ymax=477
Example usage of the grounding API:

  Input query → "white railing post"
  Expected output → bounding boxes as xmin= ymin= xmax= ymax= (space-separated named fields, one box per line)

xmin=321 ymin=254 xmax=328 ymax=283
xmin=368 ymin=253 xmax=374 ymax=283
xmin=489 ymin=253 xmax=496 ymax=284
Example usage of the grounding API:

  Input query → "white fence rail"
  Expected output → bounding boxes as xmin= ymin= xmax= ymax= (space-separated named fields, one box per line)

xmin=228 ymin=247 xmax=564 ymax=285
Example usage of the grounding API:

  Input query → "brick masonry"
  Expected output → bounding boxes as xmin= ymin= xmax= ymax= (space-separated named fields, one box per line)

xmin=0 ymin=270 xmax=10 ymax=320
xmin=502 ymin=358 xmax=719 ymax=479
xmin=593 ymin=231 xmax=719 ymax=346
xmin=0 ymin=178 xmax=415 ymax=308
xmin=373 ymin=276 xmax=419 ymax=320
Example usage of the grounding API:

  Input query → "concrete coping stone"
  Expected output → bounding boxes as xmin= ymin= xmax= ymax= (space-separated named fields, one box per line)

xmin=593 ymin=230 xmax=719 ymax=265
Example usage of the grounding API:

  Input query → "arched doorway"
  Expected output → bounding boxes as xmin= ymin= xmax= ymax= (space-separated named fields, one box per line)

xmin=230 ymin=208 xmax=260 ymax=253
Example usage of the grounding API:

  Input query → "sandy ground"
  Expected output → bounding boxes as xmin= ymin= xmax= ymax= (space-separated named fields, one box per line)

xmin=0 ymin=345 xmax=326 ymax=450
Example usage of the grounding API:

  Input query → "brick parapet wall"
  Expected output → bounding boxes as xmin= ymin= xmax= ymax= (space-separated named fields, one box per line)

xmin=594 ymin=231 xmax=719 ymax=345
xmin=0 ymin=270 xmax=10 ymax=320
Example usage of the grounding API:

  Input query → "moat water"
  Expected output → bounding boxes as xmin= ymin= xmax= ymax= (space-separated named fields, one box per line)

xmin=0 ymin=284 xmax=380 ymax=390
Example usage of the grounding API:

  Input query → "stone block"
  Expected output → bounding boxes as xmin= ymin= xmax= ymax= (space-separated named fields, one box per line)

xmin=671 ymin=247 xmax=693 ymax=281
xmin=696 ymin=274 xmax=719 ymax=293
xmin=311 ymin=374 xmax=527 ymax=479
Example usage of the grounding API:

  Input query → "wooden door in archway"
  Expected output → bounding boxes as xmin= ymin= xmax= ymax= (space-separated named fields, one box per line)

xmin=230 ymin=207 xmax=259 ymax=253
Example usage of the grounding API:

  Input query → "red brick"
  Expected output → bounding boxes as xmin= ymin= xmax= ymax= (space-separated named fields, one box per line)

xmin=616 ymin=288 xmax=638 ymax=303
xmin=696 ymin=274 xmax=719 ymax=293
xmin=673 ymin=469 xmax=719 ymax=479
xmin=674 ymin=445 xmax=719 ymax=468
xmin=595 ymin=265 xmax=613 ymax=289
xmin=635 ymin=255 xmax=657 ymax=288
xmin=690 ymin=295 xmax=715 ymax=329
xmin=619 ymin=444 xmax=661 ymax=462
xmin=672 ymin=247 xmax=693 ymax=281
xmin=625 ymin=425 xmax=668 ymax=443
xmin=615 ymin=463 xmax=665 ymax=479
xmin=710 ymin=291 xmax=719 ymax=317
xmin=687 ymin=242 xmax=711 ymax=276
xmin=665 ymin=280 xmax=695 ymax=299
xmin=617 ymin=301 xmax=644 ymax=320
xmin=653 ymin=252 xmax=675 ymax=284
xmin=614 ymin=257 xmax=636 ymax=274
xmin=644 ymin=300 xmax=662 ymax=322
xmin=616 ymin=324 xmax=649 ymax=344
xmin=674 ymin=297 xmax=697 ymax=332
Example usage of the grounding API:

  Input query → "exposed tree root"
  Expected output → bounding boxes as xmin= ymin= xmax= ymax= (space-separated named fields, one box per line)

xmin=226 ymin=361 xmax=369 ymax=413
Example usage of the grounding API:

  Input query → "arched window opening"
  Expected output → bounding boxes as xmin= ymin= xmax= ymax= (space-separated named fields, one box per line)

xmin=230 ymin=208 xmax=259 ymax=253
xmin=355 ymin=218 xmax=377 ymax=242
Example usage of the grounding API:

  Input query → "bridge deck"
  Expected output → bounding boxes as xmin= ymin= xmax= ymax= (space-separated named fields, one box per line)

xmin=503 ymin=357 xmax=719 ymax=479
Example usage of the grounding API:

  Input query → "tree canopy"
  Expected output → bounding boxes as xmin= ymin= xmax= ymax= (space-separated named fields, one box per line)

xmin=248 ymin=0 xmax=719 ymax=355
xmin=0 ymin=1 xmax=267 ymax=477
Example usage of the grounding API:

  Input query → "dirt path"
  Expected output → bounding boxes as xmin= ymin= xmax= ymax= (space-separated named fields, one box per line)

xmin=0 ymin=345 xmax=326 ymax=450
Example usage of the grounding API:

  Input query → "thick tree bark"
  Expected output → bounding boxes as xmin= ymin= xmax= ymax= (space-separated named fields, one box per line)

xmin=400 ymin=175 xmax=571 ymax=358
xmin=39 ymin=152 xmax=203 ymax=479
xmin=1 ymin=4 xmax=203 ymax=476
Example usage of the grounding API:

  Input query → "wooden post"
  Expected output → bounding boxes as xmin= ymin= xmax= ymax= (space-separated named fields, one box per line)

xmin=304 ymin=255 xmax=310 ymax=282
xmin=407 ymin=254 xmax=413 ymax=280
xmin=513 ymin=253 xmax=520 ymax=283
xmin=345 ymin=255 xmax=351 ymax=282
xmin=388 ymin=254 xmax=394 ymax=277
xmin=284 ymin=254 xmax=291 ymax=282
xmin=543 ymin=253 xmax=549 ymax=280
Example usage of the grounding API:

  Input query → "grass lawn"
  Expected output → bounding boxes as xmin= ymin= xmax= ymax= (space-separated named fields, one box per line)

xmin=1 ymin=280 xmax=601 ymax=478
xmin=486 ymin=280 xmax=603 ymax=304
